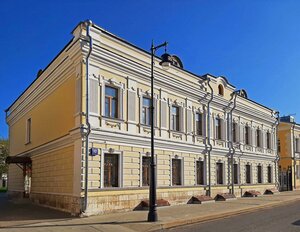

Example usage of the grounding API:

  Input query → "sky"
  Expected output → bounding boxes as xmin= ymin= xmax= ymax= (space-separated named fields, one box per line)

xmin=0 ymin=0 xmax=300 ymax=138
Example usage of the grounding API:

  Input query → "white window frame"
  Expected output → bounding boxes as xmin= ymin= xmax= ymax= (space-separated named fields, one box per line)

xmin=100 ymin=149 xmax=123 ymax=188
xmin=170 ymin=155 xmax=184 ymax=186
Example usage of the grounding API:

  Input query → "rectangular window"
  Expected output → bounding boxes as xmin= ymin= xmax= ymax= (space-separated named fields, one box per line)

xmin=142 ymin=156 xmax=151 ymax=186
xmin=215 ymin=118 xmax=222 ymax=140
xmin=196 ymin=113 xmax=203 ymax=136
xmin=104 ymin=153 xmax=119 ymax=187
xmin=296 ymin=138 xmax=300 ymax=152
xmin=267 ymin=132 xmax=271 ymax=149
xmin=267 ymin=166 xmax=272 ymax=183
xmin=245 ymin=126 xmax=250 ymax=145
xmin=216 ymin=162 xmax=223 ymax=185
xmin=142 ymin=97 xmax=151 ymax=126
xmin=171 ymin=106 xmax=180 ymax=131
xmin=256 ymin=129 xmax=261 ymax=147
xmin=105 ymin=86 xmax=118 ymax=118
xmin=246 ymin=164 xmax=251 ymax=184
xmin=232 ymin=122 xmax=237 ymax=143
xmin=296 ymin=165 xmax=300 ymax=179
xmin=257 ymin=165 xmax=262 ymax=183
xmin=196 ymin=160 xmax=204 ymax=185
xmin=172 ymin=159 xmax=182 ymax=185
xmin=233 ymin=163 xmax=238 ymax=184
xmin=26 ymin=118 xmax=31 ymax=144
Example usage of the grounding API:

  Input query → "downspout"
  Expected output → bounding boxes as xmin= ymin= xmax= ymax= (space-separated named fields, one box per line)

xmin=83 ymin=20 xmax=93 ymax=213
xmin=292 ymin=122 xmax=296 ymax=190
xmin=204 ymin=77 xmax=213 ymax=197
xmin=272 ymin=111 xmax=280 ymax=190
xmin=228 ymin=91 xmax=238 ymax=195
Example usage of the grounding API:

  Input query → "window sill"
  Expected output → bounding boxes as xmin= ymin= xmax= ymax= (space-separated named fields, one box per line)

xmin=102 ymin=116 xmax=124 ymax=123
xmin=25 ymin=141 xmax=31 ymax=145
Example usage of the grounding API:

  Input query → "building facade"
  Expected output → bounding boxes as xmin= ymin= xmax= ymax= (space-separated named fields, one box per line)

xmin=278 ymin=116 xmax=300 ymax=191
xmin=6 ymin=21 xmax=278 ymax=215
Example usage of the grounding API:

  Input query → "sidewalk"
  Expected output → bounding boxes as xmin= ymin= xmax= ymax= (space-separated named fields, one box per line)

xmin=1 ymin=191 xmax=300 ymax=232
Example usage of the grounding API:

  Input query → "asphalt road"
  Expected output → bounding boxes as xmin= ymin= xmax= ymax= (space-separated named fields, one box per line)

xmin=168 ymin=200 xmax=300 ymax=232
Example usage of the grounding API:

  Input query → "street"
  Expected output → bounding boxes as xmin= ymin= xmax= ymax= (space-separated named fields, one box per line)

xmin=168 ymin=200 xmax=300 ymax=232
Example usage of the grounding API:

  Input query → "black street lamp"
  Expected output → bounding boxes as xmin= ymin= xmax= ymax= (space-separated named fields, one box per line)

xmin=148 ymin=41 xmax=172 ymax=222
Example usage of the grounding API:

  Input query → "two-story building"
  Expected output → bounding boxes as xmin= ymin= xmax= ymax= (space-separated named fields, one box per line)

xmin=6 ymin=20 xmax=278 ymax=215
xmin=278 ymin=116 xmax=300 ymax=191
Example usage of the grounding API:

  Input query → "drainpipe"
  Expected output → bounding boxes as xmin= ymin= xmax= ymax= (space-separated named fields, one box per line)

xmin=83 ymin=20 xmax=93 ymax=213
xmin=272 ymin=111 xmax=280 ymax=190
xmin=204 ymin=76 xmax=213 ymax=197
xmin=228 ymin=91 xmax=238 ymax=195
xmin=292 ymin=122 xmax=296 ymax=190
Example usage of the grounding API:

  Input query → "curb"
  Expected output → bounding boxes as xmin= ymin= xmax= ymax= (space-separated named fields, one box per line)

xmin=150 ymin=197 xmax=300 ymax=231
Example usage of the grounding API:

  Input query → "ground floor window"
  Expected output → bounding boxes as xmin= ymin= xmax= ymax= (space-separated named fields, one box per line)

xmin=267 ymin=166 xmax=272 ymax=183
xmin=233 ymin=163 xmax=238 ymax=184
xmin=104 ymin=153 xmax=119 ymax=187
xmin=142 ymin=156 xmax=151 ymax=186
xmin=196 ymin=160 xmax=204 ymax=185
xmin=216 ymin=162 xmax=223 ymax=185
xmin=246 ymin=164 xmax=251 ymax=184
xmin=172 ymin=159 xmax=182 ymax=185
xmin=257 ymin=165 xmax=262 ymax=183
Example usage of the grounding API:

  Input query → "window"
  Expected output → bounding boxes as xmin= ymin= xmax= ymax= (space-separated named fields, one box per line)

xmin=196 ymin=160 xmax=204 ymax=185
xmin=246 ymin=164 xmax=251 ymax=184
xmin=215 ymin=118 xmax=222 ymax=140
xmin=267 ymin=132 xmax=271 ymax=149
xmin=104 ymin=153 xmax=119 ymax=187
xmin=172 ymin=159 xmax=182 ymax=185
xmin=256 ymin=129 xmax=261 ymax=147
xmin=105 ymin=86 xmax=118 ymax=118
xmin=142 ymin=97 xmax=151 ymax=125
xmin=245 ymin=126 xmax=250 ymax=145
xmin=171 ymin=106 xmax=180 ymax=131
xmin=26 ymin=118 xmax=31 ymax=144
xmin=216 ymin=162 xmax=223 ymax=184
xmin=257 ymin=165 xmax=262 ymax=183
xmin=196 ymin=113 xmax=203 ymax=136
xmin=232 ymin=122 xmax=237 ymax=143
xmin=142 ymin=156 xmax=151 ymax=186
xmin=267 ymin=166 xmax=272 ymax=183
xmin=296 ymin=165 xmax=300 ymax=179
xmin=233 ymin=163 xmax=238 ymax=184
xmin=278 ymin=139 xmax=281 ymax=152
xmin=296 ymin=138 xmax=300 ymax=152
xmin=218 ymin=84 xmax=224 ymax=96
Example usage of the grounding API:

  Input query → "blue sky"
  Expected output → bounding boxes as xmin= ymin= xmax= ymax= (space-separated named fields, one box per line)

xmin=0 ymin=0 xmax=299 ymax=138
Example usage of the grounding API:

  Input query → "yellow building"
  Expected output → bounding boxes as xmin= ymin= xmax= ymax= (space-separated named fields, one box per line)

xmin=278 ymin=116 xmax=300 ymax=191
xmin=6 ymin=20 xmax=279 ymax=216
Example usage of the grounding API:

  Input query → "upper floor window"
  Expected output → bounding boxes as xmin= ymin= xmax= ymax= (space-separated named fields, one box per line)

xmin=215 ymin=118 xmax=222 ymax=140
xmin=171 ymin=106 xmax=180 ymax=131
xmin=245 ymin=125 xmax=250 ymax=145
xmin=26 ymin=118 xmax=31 ymax=144
xmin=142 ymin=97 xmax=151 ymax=126
xmin=196 ymin=113 xmax=203 ymax=136
xmin=256 ymin=129 xmax=261 ymax=148
xmin=296 ymin=138 xmax=300 ymax=152
xmin=218 ymin=84 xmax=224 ymax=96
xmin=266 ymin=132 xmax=271 ymax=149
xmin=232 ymin=122 xmax=237 ymax=143
xmin=105 ymin=86 xmax=118 ymax=118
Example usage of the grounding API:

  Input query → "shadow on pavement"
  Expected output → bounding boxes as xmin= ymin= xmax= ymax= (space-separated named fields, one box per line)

xmin=0 ymin=193 xmax=74 ymax=222
xmin=292 ymin=220 xmax=300 ymax=226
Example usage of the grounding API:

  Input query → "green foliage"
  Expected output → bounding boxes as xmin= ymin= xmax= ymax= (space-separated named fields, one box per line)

xmin=0 ymin=139 xmax=9 ymax=175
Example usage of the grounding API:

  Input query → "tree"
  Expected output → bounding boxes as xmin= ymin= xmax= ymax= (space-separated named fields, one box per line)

xmin=0 ymin=139 xmax=9 ymax=176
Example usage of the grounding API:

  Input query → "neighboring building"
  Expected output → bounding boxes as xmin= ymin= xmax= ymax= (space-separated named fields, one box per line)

xmin=6 ymin=20 xmax=278 ymax=215
xmin=278 ymin=116 xmax=300 ymax=191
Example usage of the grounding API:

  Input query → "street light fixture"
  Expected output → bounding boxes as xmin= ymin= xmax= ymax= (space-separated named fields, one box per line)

xmin=148 ymin=41 xmax=172 ymax=222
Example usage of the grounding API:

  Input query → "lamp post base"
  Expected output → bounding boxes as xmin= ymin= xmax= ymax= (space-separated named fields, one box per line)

xmin=147 ymin=210 xmax=158 ymax=222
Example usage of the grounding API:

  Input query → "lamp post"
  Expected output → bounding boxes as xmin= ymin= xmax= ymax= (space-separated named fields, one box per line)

xmin=148 ymin=41 xmax=172 ymax=222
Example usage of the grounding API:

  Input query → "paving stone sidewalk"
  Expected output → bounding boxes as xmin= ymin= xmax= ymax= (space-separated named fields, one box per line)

xmin=1 ymin=191 xmax=300 ymax=232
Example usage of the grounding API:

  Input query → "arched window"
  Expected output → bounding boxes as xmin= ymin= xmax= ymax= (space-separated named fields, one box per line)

xmin=218 ymin=84 xmax=224 ymax=96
